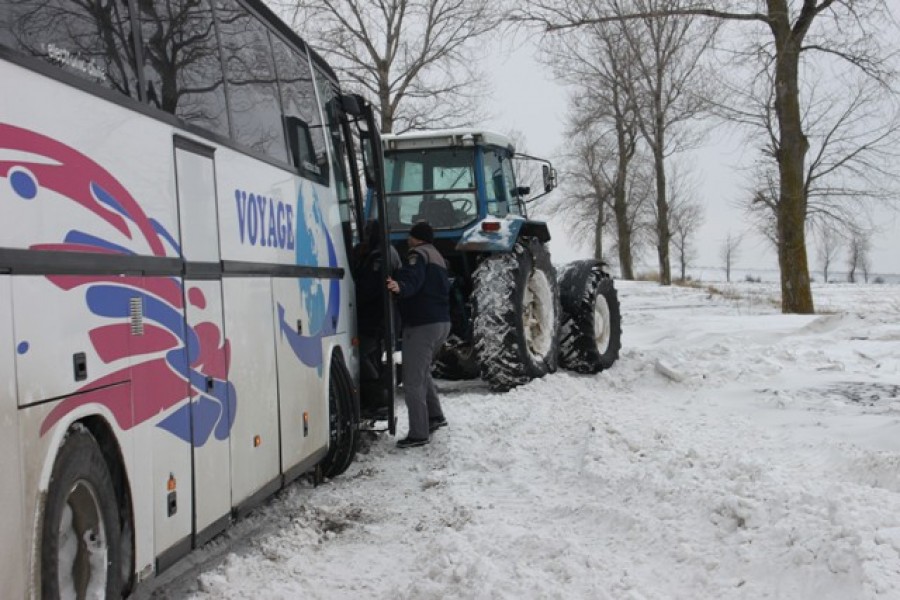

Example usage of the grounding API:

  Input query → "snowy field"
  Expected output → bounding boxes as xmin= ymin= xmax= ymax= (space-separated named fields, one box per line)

xmin=140 ymin=280 xmax=900 ymax=600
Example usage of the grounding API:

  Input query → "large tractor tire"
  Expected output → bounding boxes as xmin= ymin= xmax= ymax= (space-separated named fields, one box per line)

xmin=42 ymin=427 xmax=123 ymax=600
xmin=433 ymin=334 xmax=480 ymax=380
xmin=319 ymin=355 xmax=358 ymax=478
xmin=558 ymin=260 xmax=622 ymax=373
xmin=473 ymin=239 xmax=560 ymax=391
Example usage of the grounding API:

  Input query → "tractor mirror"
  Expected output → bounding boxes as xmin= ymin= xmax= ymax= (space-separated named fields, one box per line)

xmin=542 ymin=165 xmax=557 ymax=193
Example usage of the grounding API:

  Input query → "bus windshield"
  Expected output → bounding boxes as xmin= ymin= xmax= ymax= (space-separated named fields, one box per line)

xmin=384 ymin=148 xmax=478 ymax=230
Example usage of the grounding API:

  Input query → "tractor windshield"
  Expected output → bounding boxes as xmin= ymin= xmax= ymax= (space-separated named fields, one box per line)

xmin=384 ymin=148 xmax=478 ymax=230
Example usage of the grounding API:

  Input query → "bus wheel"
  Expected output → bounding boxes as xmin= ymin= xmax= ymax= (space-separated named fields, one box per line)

xmin=42 ymin=427 xmax=122 ymax=599
xmin=319 ymin=357 xmax=357 ymax=478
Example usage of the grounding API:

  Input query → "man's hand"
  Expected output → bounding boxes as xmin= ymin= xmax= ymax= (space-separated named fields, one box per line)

xmin=386 ymin=277 xmax=400 ymax=294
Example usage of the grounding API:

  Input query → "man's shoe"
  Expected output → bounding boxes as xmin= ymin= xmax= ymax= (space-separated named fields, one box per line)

xmin=396 ymin=436 xmax=429 ymax=449
xmin=429 ymin=416 xmax=448 ymax=432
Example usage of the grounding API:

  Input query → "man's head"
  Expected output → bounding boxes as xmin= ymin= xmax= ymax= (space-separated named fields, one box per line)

xmin=409 ymin=221 xmax=434 ymax=246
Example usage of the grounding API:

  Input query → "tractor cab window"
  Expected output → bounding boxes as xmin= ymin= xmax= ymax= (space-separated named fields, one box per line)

xmin=482 ymin=149 xmax=509 ymax=217
xmin=483 ymin=147 xmax=523 ymax=217
xmin=384 ymin=148 xmax=478 ymax=230
xmin=502 ymin=155 xmax=524 ymax=215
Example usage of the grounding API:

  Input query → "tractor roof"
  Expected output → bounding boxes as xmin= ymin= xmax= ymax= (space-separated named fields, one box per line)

xmin=383 ymin=129 xmax=515 ymax=153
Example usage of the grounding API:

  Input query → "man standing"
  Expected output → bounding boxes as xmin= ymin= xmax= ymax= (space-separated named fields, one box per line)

xmin=386 ymin=221 xmax=451 ymax=448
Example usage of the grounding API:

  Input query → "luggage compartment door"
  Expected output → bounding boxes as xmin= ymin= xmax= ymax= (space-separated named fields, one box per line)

xmin=174 ymin=139 xmax=232 ymax=544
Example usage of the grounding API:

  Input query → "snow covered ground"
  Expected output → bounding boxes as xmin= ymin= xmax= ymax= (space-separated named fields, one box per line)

xmin=140 ymin=280 xmax=900 ymax=599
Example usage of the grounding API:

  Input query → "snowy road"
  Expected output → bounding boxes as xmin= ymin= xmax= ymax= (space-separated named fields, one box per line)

xmin=140 ymin=280 xmax=900 ymax=599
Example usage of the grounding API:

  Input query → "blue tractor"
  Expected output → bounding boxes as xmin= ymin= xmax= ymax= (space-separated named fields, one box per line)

xmin=378 ymin=129 xmax=622 ymax=391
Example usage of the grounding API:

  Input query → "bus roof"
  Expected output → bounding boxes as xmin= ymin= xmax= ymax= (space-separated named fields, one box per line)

xmin=383 ymin=129 xmax=515 ymax=153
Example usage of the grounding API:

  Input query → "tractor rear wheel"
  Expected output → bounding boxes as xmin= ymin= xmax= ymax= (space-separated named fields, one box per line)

xmin=558 ymin=260 xmax=622 ymax=373
xmin=473 ymin=239 xmax=560 ymax=391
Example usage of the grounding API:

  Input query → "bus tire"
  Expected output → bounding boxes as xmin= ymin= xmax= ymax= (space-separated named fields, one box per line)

xmin=558 ymin=261 xmax=622 ymax=373
xmin=41 ymin=427 xmax=122 ymax=600
xmin=319 ymin=356 xmax=357 ymax=478
xmin=473 ymin=239 xmax=560 ymax=391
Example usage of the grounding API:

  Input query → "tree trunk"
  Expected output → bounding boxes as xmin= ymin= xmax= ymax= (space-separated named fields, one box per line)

xmin=613 ymin=155 xmax=634 ymax=280
xmin=614 ymin=198 xmax=633 ymax=279
xmin=593 ymin=197 xmax=604 ymax=262
xmin=653 ymin=138 xmax=671 ymax=285
xmin=378 ymin=66 xmax=393 ymax=134
xmin=773 ymin=36 xmax=814 ymax=313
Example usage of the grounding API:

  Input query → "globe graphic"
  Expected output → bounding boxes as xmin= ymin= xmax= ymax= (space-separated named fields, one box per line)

xmin=294 ymin=191 xmax=328 ymax=334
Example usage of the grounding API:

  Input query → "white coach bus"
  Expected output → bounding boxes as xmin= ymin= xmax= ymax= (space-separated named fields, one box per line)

xmin=0 ymin=0 xmax=396 ymax=596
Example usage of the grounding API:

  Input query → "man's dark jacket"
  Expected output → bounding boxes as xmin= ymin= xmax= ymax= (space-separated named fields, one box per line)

xmin=393 ymin=244 xmax=450 ymax=327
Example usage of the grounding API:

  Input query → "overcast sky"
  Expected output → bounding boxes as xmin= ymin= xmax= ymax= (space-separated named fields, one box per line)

xmin=482 ymin=35 xmax=900 ymax=280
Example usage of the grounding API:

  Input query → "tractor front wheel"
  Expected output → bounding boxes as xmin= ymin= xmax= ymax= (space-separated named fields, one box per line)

xmin=558 ymin=260 xmax=622 ymax=373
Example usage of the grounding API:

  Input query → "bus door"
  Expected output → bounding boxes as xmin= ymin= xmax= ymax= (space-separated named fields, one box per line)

xmin=173 ymin=138 xmax=232 ymax=547
xmin=339 ymin=95 xmax=396 ymax=433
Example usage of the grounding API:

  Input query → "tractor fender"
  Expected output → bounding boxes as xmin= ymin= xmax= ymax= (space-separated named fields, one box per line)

xmin=455 ymin=216 xmax=551 ymax=252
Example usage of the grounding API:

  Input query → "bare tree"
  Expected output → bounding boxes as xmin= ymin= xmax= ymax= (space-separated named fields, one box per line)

xmin=539 ymin=5 xmax=674 ymax=280
xmin=717 ymin=37 xmax=899 ymax=285
xmin=719 ymin=231 xmax=742 ymax=283
xmin=547 ymin=119 xmax=615 ymax=263
xmin=562 ymin=88 xmax=639 ymax=273
xmin=668 ymin=175 xmax=704 ymax=281
xmin=282 ymin=0 xmax=498 ymax=133
xmin=542 ymin=111 xmax=654 ymax=276
xmin=613 ymin=0 xmax=717 ymax=286
xmin=815 ymin=225 xmax=841 ymax=283
xmin=511 ymin=0 xmax=898 ymax=313
xmin=861 ymin=244 xmax=872 ymax=284
xmin=847 ymin=230 xmax=872 ymax=283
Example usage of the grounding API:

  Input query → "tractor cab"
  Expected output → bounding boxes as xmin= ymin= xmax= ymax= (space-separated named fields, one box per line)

xmin=381 ymin=130 xmax=555 ymax=247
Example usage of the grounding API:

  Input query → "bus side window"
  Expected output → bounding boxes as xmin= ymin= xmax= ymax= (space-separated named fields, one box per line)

xmin=215 ymin=0 xmax=286 ymax=162
xmin=0 ymin=0 xmax=140 ymax=98
xmin=139 ymin=0 xmax=229 ymax=137
xmin=271 ymin=35 xmax=329 ymax=184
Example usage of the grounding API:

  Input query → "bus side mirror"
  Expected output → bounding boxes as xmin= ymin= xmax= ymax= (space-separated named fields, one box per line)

xmin=340 ymin=94 xmax=363 ymax=117
xmin=542 ymin=165 xmax=557 ymax=193
xmin=285 ymin=116 xmax=319 ymax=175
